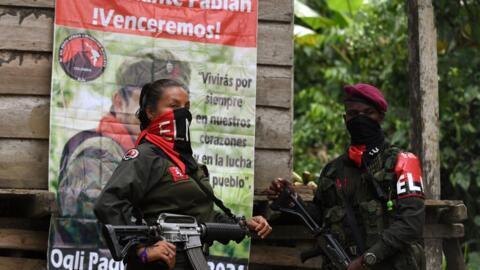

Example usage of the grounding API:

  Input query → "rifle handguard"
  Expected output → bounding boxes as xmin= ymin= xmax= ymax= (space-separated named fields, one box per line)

xmin=201 ymin=222 xmax=248 ymax=244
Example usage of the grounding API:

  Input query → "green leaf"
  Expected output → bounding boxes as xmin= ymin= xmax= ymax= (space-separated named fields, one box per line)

xmin=294 ymin=0 xmax=337 ymax=29
xmin=326 ymin=0 xmax=363 ymax=16
xmin=302 ymin=16 xmax=338 ymax=30
xmin=295 ymin=33 xmax=326 ymax=46
xmin=294 ymin=0 xmax=320 ymax=18
xmin=294 ymin=25 xmax=316 ymax=37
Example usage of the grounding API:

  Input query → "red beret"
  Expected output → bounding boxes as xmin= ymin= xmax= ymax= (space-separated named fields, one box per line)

xmin=343 ymin=83 xmax=388 ymax=113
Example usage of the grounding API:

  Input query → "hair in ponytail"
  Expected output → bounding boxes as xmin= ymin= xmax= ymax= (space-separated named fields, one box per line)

xmin=136 ymin=79 xmax=189 ymax=130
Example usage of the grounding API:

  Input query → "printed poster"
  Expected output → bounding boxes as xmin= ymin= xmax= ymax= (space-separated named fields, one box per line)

xmin=47 ymin=0 xmax=258 ymax=269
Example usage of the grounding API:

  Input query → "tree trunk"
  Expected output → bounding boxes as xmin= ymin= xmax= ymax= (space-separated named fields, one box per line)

xmin=407 ymin=0 xmax=442 ymax=269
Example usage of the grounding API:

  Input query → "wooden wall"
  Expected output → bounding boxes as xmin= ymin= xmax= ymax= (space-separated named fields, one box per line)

xmin=0 ymin=0 xmax=294 ymax=191
xmin=0 ymin=0 xmax=295 ymax=269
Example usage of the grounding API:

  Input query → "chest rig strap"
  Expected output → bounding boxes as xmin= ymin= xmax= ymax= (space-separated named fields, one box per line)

xmin=334 ymin=157 xmax=366 ymax=254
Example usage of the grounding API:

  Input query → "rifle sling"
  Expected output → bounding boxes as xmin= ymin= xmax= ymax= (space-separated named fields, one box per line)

xmin=154 ymin=146 xmax=237 ymax=221
xmin=189 ymin=171 xmax=237 ymax=221
xmin=334 ymin=157 xmax=366 ymax=254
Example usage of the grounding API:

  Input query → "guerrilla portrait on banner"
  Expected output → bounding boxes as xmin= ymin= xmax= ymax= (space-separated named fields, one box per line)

xmin=47 ymin=0 xmax=258 ymax=269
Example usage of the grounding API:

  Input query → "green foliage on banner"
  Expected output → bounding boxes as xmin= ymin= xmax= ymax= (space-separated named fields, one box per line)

xmin=293 ymin=0 xmax=480 ymax=267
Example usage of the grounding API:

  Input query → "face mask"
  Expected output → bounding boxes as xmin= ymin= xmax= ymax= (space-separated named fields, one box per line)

xmin=346 ymin=115 xmax=385 ymax=168
xmin=346 ymin=115 xmax=384 ymax=146
xmin=171 ymin=107 xmax=193 ymax=155
xmin=145 ymin=107 xmax=193 ymax=153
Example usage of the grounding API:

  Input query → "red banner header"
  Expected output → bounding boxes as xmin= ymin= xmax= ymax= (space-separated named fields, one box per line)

xmin=55 ymin=0 xmax=258 ymax=48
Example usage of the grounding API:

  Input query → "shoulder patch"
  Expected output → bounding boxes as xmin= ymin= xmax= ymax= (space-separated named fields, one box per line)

xmin=123 ymin=148 xmax=139 ymax=161
xmin=395 ymin=152 xmax=425 ymax=199
xmin=169 ymin=166 xmax=189 ymax=182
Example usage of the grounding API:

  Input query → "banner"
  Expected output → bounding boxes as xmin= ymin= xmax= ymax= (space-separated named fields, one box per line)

xmin=47 ymin=0 xmax=258 ymax=269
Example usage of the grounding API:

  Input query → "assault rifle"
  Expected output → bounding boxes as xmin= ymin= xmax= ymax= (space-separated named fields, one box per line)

xmin=270 ymin=187 xmax=351 ymax=270
xmin=102 ymin=213 xmax=248 ymax=270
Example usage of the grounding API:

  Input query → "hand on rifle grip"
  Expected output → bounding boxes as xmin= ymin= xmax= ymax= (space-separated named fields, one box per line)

xmin=137 ymin=240 xmax=176 ymax=269
xmin=267 ymin=178 xmax=294 ymax=200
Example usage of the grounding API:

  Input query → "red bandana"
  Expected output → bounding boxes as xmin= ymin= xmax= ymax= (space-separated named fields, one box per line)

xmin=96 ymin=113 xmax=136 ymax=151
xmin=135 ymin=109 xmax=187 ymax=173
xmin=348 ymin=144 xmax=366 ymax=167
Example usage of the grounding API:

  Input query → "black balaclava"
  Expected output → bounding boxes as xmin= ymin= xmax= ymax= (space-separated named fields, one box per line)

xmin=346 ymin=115 xmax=385 ymax=167
xmin=171 ymin=108 xmax=197 ymax=173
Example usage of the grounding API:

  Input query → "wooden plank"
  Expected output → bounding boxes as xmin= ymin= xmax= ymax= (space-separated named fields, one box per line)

xmin=424 ymin=200 xmax=464 ymax=207
xmin=255 ymin=107 xmax=291 ymax=150
xmin=259 ymin=0 xmax=293 ymax=22
xmin=0 ymin=139 xmax=48 ymax=189
xmin=0 ymin=140 xmax=289 ymax=190
xmin=0 ymin=7 xmax=54 ymax=52
xmin=0 ymin=0 xmax=54 ymax=8
xmin=407 ymin=0 xmax=441 ymax=268
xmin=0 ymin=0 xmax=293 ymax=23
xmin=0 ymin=257 xmax=46 ymax=270
xmin=254 ymin=150 xmax=291 ymax=190
xmin=423 ymin=224 xmax=464 ymax=239
xmin=256 ymin=65 xmax=292 ymax=108
xmin=0 ymin=52 xmax=51 ymax=96
xmin=258 ymin=22 xmax=293 ymax=66
xmin=0 ymin=189 xmax=55 ymax=217
xmin=250 ymin=245 xmax=322 ymax=269
xmin=0 ymin=96 xmax=292 ymax=150
xmin=0 ymin=217 xmax=50 ymax=230
xmin=0 ymin=229 xmax=48 ymax=252
xmin=0 ymin=52 xmax=292 ymax=108
xmin=438 ymin=204 xmax=468 ymax=224
xmin=0 ymin=96 xmax=49 ymax=139
xmin=0 ymin=8 xmax=293 ymax=66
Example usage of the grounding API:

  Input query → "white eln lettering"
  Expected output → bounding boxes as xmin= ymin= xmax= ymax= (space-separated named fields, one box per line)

xmin=172 ymin=120 xmax=177 ymax=140
xmin=407 ymin=173 xmax=422 ymax=192
xmin=185 ymin=118 xmax=190 ymax=141
xmin=159 ymin=121 xmax=171 ymax=138
xmin=397 ymin=174 xmax=407 ymax=194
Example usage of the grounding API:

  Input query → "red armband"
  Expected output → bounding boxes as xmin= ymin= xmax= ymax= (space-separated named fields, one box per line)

xmin=395 ymin=152 xmax=425 ymax=199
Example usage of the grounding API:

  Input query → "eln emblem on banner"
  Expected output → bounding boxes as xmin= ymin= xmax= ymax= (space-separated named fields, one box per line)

xmin=58 ymin=33 xmax=107 ymax=82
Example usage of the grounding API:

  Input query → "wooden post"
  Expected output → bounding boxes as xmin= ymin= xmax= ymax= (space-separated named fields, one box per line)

xmin=407 ymin=0 xmax=441 ymax=269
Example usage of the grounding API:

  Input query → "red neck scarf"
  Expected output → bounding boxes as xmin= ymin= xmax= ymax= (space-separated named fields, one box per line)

xmin=348 ymin=144 xmax=366 ymax=167
xmin=135 ymin=109 xmax=189 ymax=173
xmin=96 ymin=113 xmax=136 ymax=151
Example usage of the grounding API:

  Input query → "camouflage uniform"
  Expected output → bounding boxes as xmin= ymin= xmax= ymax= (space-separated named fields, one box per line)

xmin=310 ymin=144 xmax=426 ymax=269
xmin=53 ymin=49 xmax=192 ymax=247
xmin=94 ymin=141 xmax=235 ymax=270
